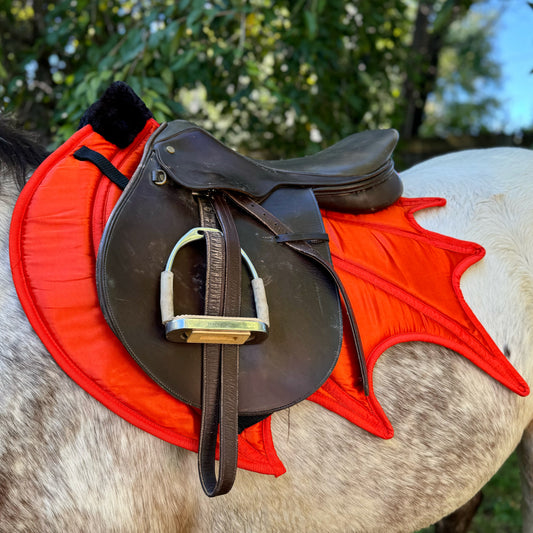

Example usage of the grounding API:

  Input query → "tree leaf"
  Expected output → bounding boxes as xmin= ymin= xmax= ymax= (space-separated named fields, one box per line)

xmin=303 ymin=10 xmax=318 ymax=40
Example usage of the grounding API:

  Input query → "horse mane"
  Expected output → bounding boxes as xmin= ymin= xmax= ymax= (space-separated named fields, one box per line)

xmin=0 ymin=116 xmax=47 ymax=190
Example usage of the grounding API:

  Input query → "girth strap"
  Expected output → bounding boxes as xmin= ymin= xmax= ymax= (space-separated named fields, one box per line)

xmin=197 ymin=195 xmax=241 ymax=497
xmin=227 ymin=192 xmax=369 ymax=396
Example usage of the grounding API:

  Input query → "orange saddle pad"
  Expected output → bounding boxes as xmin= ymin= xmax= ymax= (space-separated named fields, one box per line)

xmin=10 ymin=120 xmax=528 ymax=477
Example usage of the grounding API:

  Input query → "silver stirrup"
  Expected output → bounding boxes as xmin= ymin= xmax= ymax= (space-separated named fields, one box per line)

xmin=160 ymin=227 xmax=269 ymax=345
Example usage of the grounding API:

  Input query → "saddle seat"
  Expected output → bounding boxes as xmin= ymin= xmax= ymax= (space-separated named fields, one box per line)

xmin=155 ymin=121 xmax=401 ymax=213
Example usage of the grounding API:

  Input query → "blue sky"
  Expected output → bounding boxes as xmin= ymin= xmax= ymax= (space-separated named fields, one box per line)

xmin=480 ymin=0 xmax=533 ymax=132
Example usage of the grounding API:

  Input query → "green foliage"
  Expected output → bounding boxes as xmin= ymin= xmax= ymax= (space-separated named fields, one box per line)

xmin=0 ymin=0 xmax=502 ymax=153
xmin=0 ymin=0 xmax=410 ymax=152
xmin=419 ymin=6 xmax=502 ymax=136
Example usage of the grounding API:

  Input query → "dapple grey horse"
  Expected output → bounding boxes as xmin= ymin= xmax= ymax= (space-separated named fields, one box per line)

xmin=1 ymin=119 xmax=532 ymax=532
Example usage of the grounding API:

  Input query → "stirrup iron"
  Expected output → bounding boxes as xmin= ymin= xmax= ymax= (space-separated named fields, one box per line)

xmin=161 ymin=227 xmax=270 ymax=345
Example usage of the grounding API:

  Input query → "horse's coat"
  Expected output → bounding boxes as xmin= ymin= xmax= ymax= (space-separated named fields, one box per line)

xmin=2 ymin=142 xmax=533 ymax=531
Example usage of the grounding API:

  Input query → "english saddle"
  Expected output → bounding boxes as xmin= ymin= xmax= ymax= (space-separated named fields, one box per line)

xmin=83 ymin=87 xmax=401 ymax=496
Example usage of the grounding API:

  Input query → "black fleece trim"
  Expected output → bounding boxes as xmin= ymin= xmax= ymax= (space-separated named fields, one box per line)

xmin=78 ymin=81 xmax=154 ymax=148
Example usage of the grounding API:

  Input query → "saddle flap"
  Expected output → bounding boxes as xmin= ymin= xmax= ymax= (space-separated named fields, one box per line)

xmin=96 ymin=147 xmax=343 ymax=415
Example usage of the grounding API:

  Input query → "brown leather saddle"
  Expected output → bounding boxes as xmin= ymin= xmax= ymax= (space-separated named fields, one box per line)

xmin=88 ymin=84 xmax=401 ymax=496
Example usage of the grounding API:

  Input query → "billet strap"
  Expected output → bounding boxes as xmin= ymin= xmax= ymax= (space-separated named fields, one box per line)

xmin=227 ymin=192 xmax=369 ymax=396
xmin=197 ymin=195 xmax=240 ymax=497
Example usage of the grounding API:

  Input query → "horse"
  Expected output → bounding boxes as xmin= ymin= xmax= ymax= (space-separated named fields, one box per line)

xmin=1 ymin=116 xmax=532 ymax=532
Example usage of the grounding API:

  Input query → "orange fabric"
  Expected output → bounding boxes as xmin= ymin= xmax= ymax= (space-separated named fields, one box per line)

xmin=311 ymin=199 xmax=529 ymax=438
xmin=10 ymin=122 xmax=285 ymax=476
xmin=10 ymin=125 xmax=528 ymax=476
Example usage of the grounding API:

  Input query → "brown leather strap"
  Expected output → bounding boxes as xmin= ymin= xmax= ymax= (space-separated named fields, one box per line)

xmin=214 ymin=195 xmax=241 ymax=493
xmin=197 ymin=195 xmax=241 ymax=497
xmin=197 ymin=198 xmax=225 ymax=496
xmin=275 ymin=232 xmax=329 ymax=243
xmin=226 ymin=192 xmax=369 ymax=396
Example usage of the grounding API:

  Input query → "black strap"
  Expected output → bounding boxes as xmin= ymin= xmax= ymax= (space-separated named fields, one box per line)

xmin=74 ymin=146 xmax=129 ymax=190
